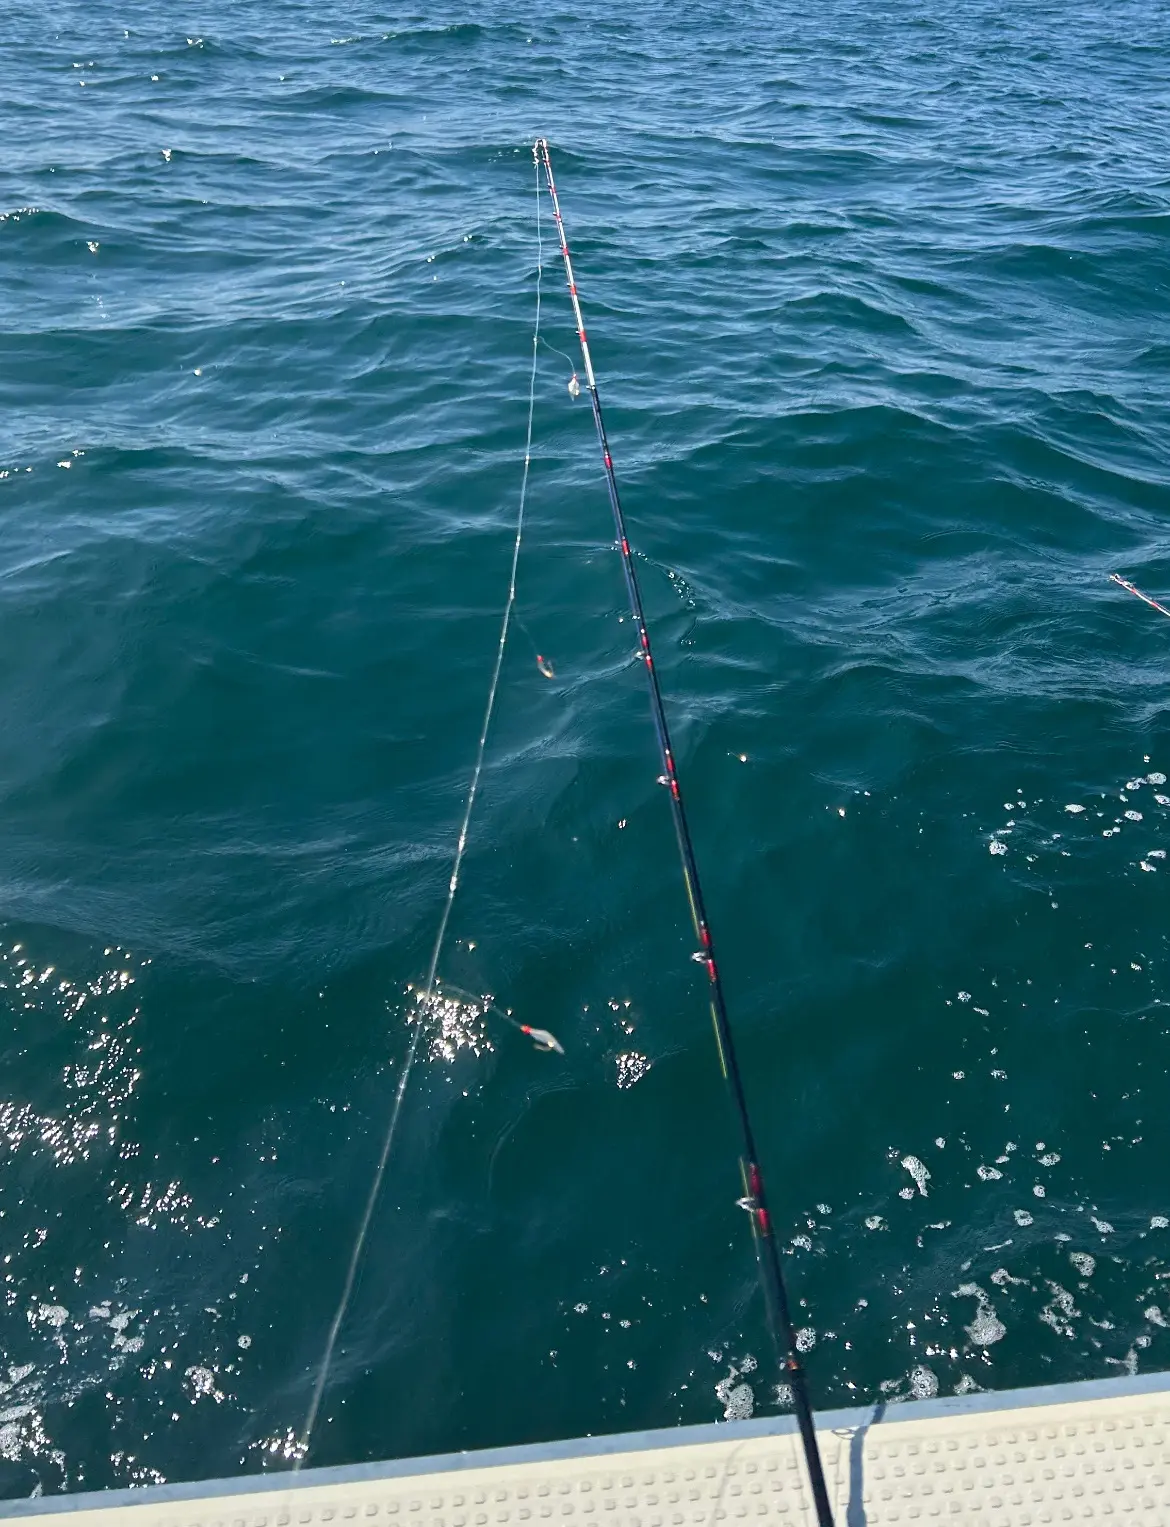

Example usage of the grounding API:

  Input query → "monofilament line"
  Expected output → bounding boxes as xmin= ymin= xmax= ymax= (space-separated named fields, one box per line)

xmin=295 ymin=149 xmax=546 ymax=1469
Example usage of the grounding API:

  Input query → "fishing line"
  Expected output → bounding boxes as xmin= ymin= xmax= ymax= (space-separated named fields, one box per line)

xmin=295 ymin=150 xmax=548 ymax=1469
xmin=1111 ymin=572 xmax=1170 ymax=620
xmin=535 ymin=139 xmax=835 ymax=1527
xmin=508 ymin=334 xmax=587 ymax=678
xmin=539 ymin=335 xmax=582 ymax=384
xmin=513 ymin=612 xmax=557 ymax=678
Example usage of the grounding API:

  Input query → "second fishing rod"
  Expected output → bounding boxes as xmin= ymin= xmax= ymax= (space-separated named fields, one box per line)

xmin=534 ymin=140 xmax=835 ymax=1527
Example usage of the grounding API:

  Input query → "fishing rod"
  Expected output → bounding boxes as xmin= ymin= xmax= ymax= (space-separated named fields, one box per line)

xmin=534 ymin=140 xmax=835 ymax=1527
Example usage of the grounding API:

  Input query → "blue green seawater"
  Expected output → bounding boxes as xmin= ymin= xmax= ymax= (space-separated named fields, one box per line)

xmin=2 ymin=0 xmax=1170 ymax=1495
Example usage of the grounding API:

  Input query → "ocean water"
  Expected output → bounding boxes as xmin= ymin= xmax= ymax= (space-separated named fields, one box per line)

xmin=2 ymin=0 xmax=1170 ymax=1495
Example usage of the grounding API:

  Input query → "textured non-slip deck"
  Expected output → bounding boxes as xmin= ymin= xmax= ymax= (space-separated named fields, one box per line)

xmin=3 ymin=1372 xmax=1169 ymax=1527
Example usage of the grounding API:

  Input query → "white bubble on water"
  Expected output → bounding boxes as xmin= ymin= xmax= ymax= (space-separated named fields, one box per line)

xmin=989 ymin=840 xmax=1008 ymax=856
xmin=1106 ymin=1345 xmax=1140 ymax=1376
xmin=1147 ymin=773 xmax=1166 ymax=785
xmin=185 ymin=1366 xmax=224 ymax=1403
xmin=1069 ymin=1252 xmax=1096 ymax=1276
xmin=1091 ymin=1217 xmax=1115 ymax=1234
xmin=1014 ymin=1209 xmax=1034 ymax=1226
xmin=1064 ymin=804 xmax=1085 ymax=814
xmin=954 ymin=1283 xmax=1006 ymax=1346
xmin=409 ymin=985 xmax=494 ymax=1063
xmin=1040 ymin=1282 xmax=1079 ymax=1337
xmin=615 ymin=1052 xmax=650 ymax=1089
xmin=715 ymin=1376 xmax=754 ymax=1421
xmin=991 ymin=1267 xmax=1028 ymax=1287
xmin=865 ymin=1215 xmax=886 ymax=1230
xmin=901 ymin=1155 xmax=930 ymax=1195
xmin=0 ymin=1406 xmax=61 ymax=1473
xmin=1126 ymin=811 xmax=1144 ymax=822
xmin=1145 ymin=1306 xmax=1168 ymax=1327
xmin=968 ymin=1307 xmax=1005 ymax=1345
xmin=909 ymin=1365 xmax=938 ymax=1399
xmin=250 ymin=1427 xmax=306 ymax=1463
xmin=1151 ymin=1216 xmax=1168 ymax=1229
xmin=795 ymin=1327 xmax=816 ymax=1352
xmin=977 ymin=1165 xmax=1003 ymax=1181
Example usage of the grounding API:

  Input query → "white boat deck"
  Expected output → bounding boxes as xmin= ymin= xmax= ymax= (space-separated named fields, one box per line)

xmin=2 ymin=1372 xmax=1168 ymax=1526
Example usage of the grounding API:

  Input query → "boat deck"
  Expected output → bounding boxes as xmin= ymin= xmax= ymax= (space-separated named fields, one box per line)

xmin=3 ymin=1372 xmax=1168 ymax=1526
